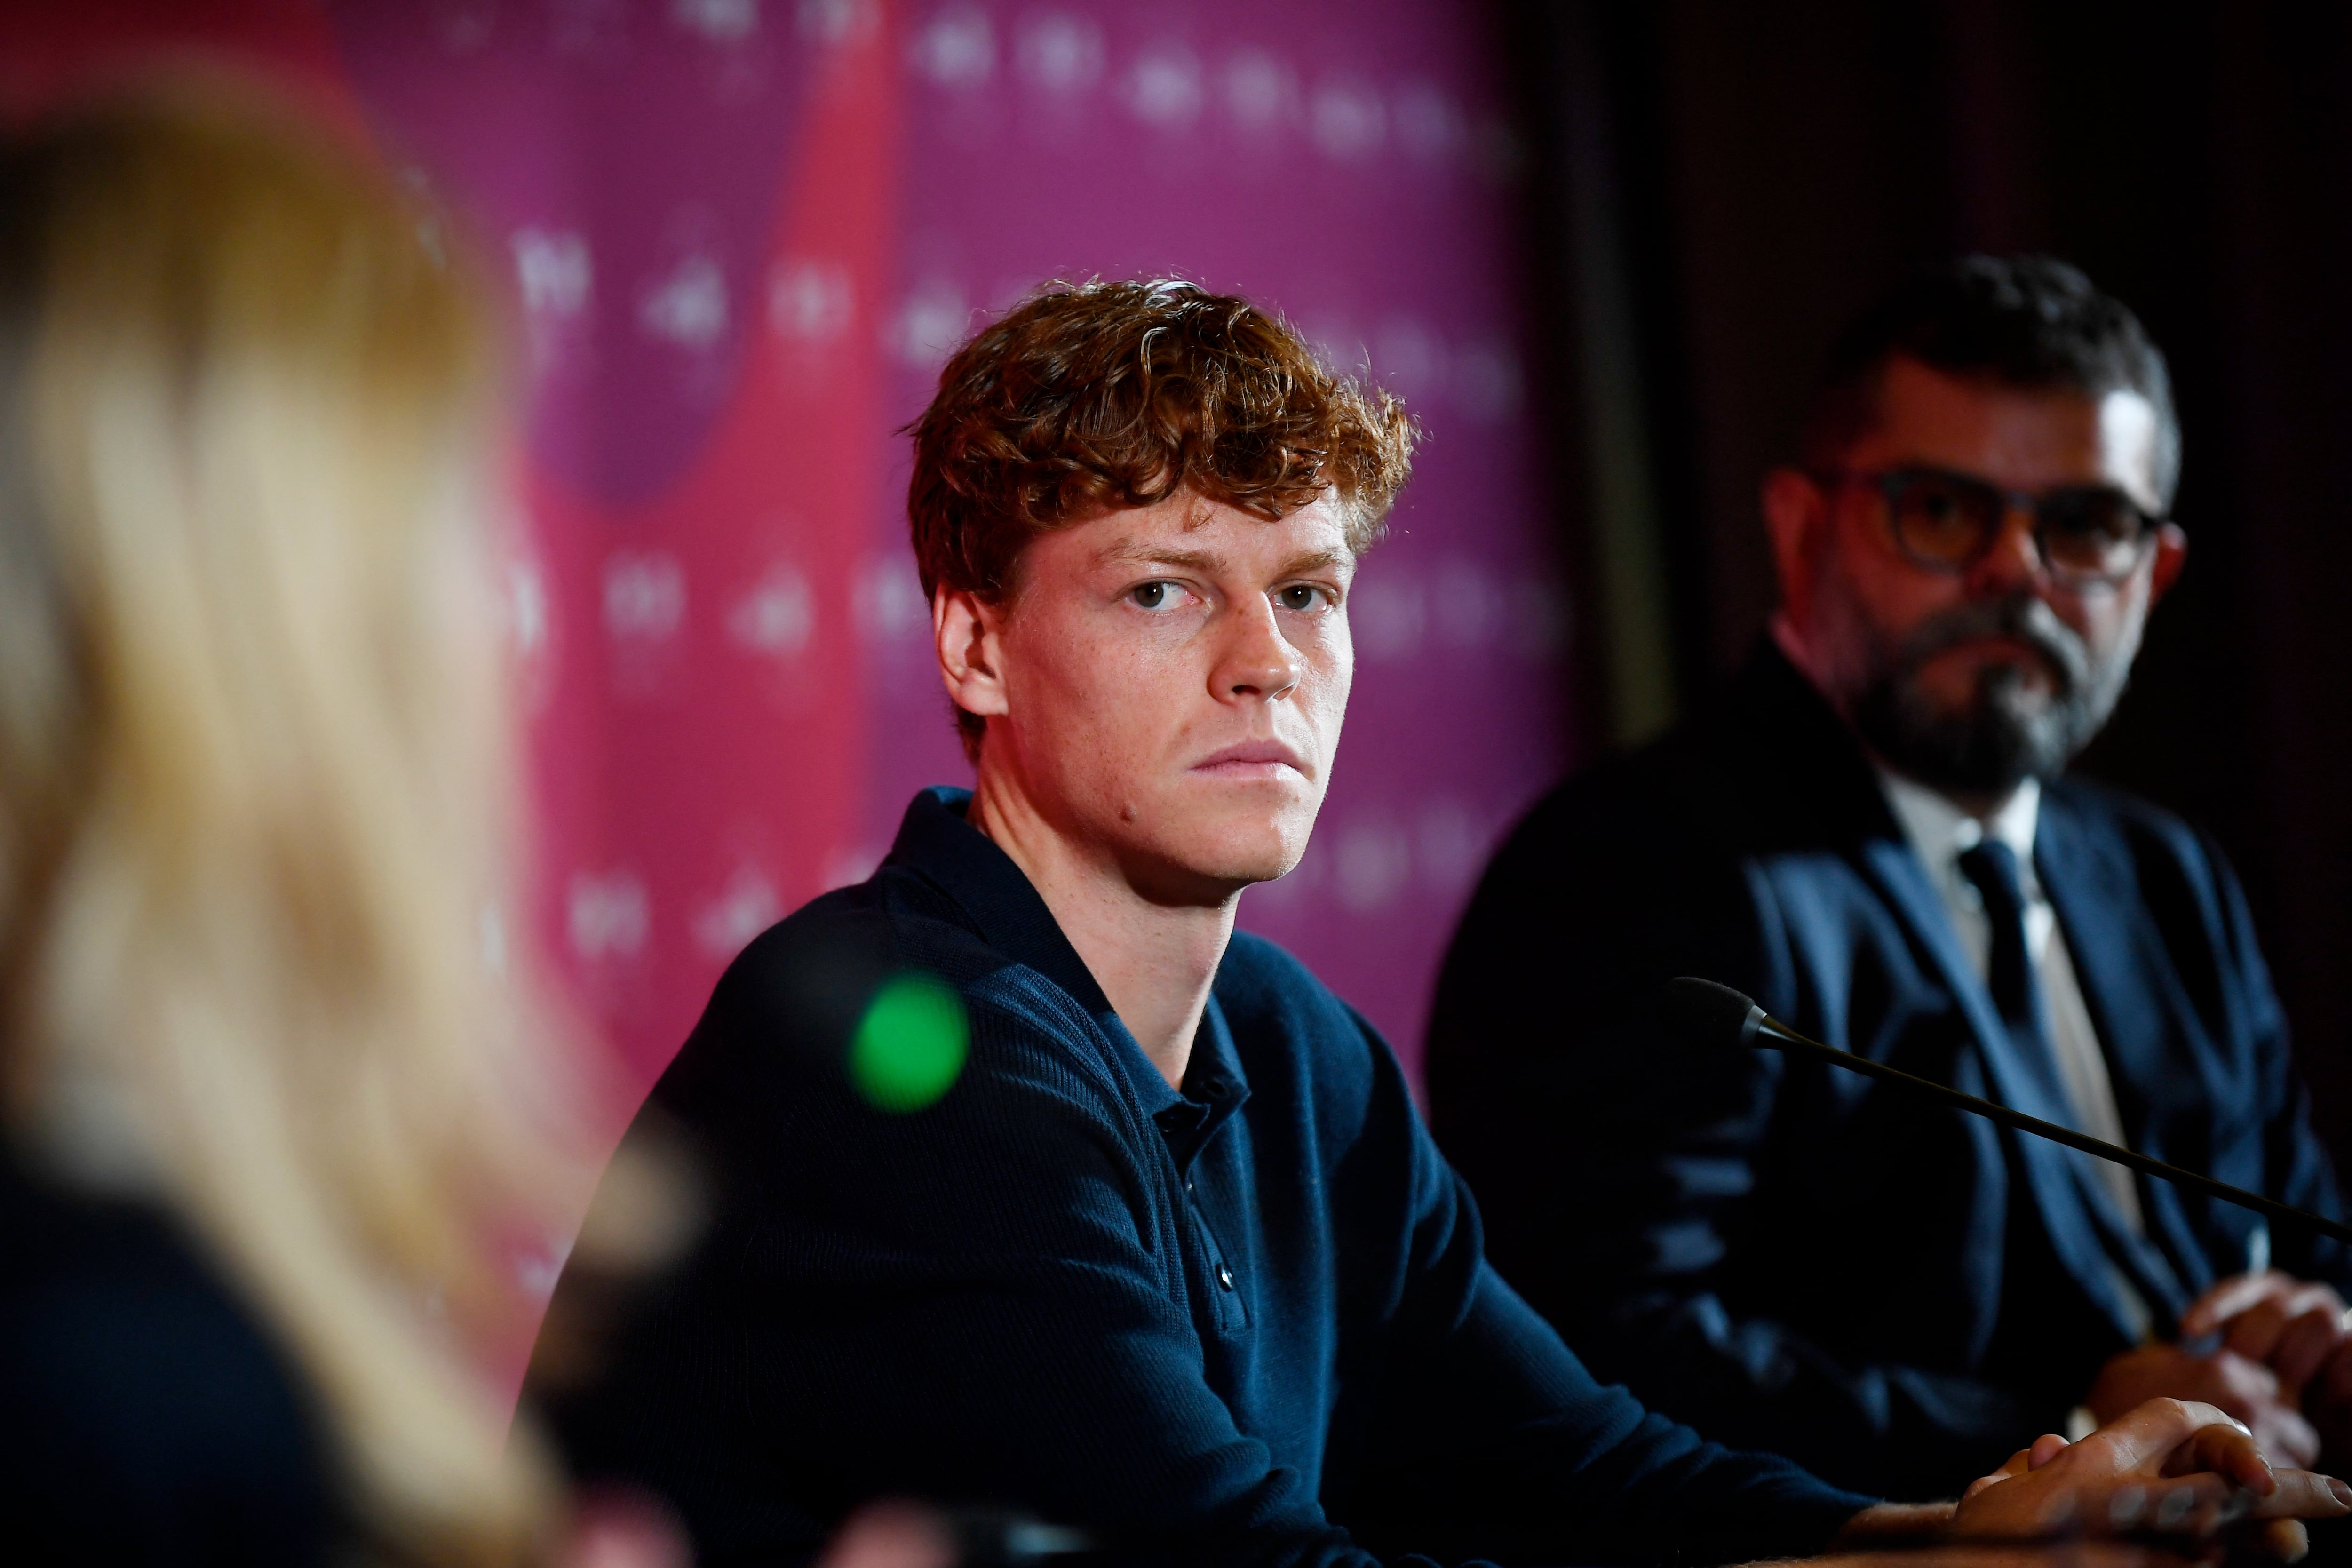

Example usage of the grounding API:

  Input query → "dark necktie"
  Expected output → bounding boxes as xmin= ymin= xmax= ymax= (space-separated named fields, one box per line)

xmin=1956 ymin=839 xmax=2053 ymax=1078
xmin=1958 ymin=837 xmax=2169 ymax=1325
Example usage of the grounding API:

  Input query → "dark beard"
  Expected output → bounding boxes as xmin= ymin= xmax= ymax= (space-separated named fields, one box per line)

xmin=1844 ymin=593 xmax=2130 ymax=796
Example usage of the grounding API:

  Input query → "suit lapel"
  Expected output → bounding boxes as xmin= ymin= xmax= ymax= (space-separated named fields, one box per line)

xmin=1858 ymin=835 xmax=2153 ymax=1341
xmin=2037 ymin=799 xmax=2208 ymax=1311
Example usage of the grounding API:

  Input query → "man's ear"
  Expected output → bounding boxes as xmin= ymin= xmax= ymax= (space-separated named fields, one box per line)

xmin=935 ymin=586 xmax=1009 ymax=727
xmin=2147 ymin=522 xmax=2189 ymax=607
xmin=1761 ymin=466 xmax=1832 ymax=633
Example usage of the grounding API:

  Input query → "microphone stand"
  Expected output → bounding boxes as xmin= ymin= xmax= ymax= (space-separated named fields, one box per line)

xmin=1666 ymin=977 xmax=2352 ymax=1246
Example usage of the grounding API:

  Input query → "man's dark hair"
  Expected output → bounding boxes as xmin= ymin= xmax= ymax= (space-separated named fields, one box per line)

xmin=1801 ymin=255 xmax=2180 ymax=509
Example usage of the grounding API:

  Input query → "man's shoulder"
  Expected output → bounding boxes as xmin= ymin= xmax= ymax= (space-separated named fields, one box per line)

xmin=657 ymin=866 xmax=1028 ymax=1111
xmin=2045 ymin=774 xmax=2244 ymax=884
xmin=2043 ymin=774 xmax=2247 ymax=927
xmin=1505 ymin=654 xmax=1879 ymax=873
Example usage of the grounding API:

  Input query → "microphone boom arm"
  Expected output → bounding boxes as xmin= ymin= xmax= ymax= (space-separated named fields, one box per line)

xmin=1673 ymin=978 xmax=2352 ymax=1247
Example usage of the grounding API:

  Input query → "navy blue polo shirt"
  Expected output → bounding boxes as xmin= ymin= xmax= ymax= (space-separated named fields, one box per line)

xmin=537 ymin=787 xmax=1874 ymax=1567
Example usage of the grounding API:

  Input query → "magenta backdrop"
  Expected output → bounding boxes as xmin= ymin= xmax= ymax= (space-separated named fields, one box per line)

xmin=52 ymin=0 xmax=1576 ymax=1098
xmin=329 ymin=0 xmax=1576 ymax=1095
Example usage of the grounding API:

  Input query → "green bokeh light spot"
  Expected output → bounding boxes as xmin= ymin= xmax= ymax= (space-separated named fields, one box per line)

xmin=850 ymin=973 xmax=968 ymax=1113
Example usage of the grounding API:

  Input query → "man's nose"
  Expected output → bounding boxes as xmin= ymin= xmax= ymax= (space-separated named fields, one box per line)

xmin=1216 ymin=595 xmax=1303 ymax=701
xmin=1968 ymin=501 xmax=2046 ymax=592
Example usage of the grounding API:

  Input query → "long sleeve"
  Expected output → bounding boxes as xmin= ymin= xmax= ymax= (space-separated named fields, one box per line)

xmin=1324 ymin=1014 xmax=1870 ymax=1566
xmin=542 ymin=885 xmax=1870 ymax=1568
xmin=1425 ymin=778 xmax=2066 ymax=1501
xmin=2198 ymin=830 xmax=2351 ymax=1290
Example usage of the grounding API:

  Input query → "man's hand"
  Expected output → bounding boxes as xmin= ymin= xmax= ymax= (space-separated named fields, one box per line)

xmin=1948 ymin=1399 xmax=2350 ymax=1560
xmin=2181 ymin=1272 xmax=2350 ymax=1397
xmin=2089 ymin=1342 xmax=2321 ymax=1469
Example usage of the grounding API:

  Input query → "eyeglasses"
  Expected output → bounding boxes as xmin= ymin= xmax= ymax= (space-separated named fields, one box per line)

xmin=1811 ymin=465 xmax=2169 ymax=586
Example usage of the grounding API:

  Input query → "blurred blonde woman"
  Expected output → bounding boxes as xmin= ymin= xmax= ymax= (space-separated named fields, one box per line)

xmin=0 ymin=84 xmax=590 ymax=1565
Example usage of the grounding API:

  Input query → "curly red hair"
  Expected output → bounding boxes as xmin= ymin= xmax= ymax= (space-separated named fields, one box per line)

xmin=906 ymin=278 xmax=1418 ymax=755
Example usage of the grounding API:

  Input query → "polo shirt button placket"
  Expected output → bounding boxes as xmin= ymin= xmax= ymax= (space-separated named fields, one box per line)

xmin=1216 ymin=1263 xmax=1236 ymax=1292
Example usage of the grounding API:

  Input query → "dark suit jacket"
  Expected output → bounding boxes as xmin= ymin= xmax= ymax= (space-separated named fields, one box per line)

xmin=1425 ymin=641 xmax=2352 ymax=1499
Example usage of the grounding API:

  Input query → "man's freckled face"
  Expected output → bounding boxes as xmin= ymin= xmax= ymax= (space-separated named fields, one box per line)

xmin=989 ymin=490 xmax=1356 ymax=896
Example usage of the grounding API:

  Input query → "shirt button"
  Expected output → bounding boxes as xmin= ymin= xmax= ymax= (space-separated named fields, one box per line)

xmin=1216 ymin=1264 xmax=1235 ymax=1291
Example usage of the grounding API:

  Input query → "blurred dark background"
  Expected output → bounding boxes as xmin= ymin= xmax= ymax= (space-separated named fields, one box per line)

xmin=1502 ymin=1 xmax=2352 ymax=1167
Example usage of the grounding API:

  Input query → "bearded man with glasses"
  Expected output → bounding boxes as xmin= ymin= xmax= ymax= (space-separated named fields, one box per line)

xmin=1428 ymin=255 xmax=2352 ymax=1503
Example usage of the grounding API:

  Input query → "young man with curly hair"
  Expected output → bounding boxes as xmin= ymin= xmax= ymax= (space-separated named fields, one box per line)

xmin=533 ymin=280 xmax=2348 ymax=1568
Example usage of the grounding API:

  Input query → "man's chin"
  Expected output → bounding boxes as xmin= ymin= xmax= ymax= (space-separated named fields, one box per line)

xmin=1915 ymin=650 xmax=2061 ymax=712
xmin=1123 ymin=805 xmax=1317 ymax=900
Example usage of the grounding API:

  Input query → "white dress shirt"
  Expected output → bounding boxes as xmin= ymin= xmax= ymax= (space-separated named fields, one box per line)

xmin=1877 ymin=771 xmax=2146 ymax=1241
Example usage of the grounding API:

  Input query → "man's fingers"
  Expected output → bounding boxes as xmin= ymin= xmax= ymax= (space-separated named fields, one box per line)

xmin=2158 ymin=1420 xmax=2273 ymax=1492
xmin=2243 ymin=1469 xmax=2352 ymax=1520
xmin=2272 ymin=1305 xmax=2348 ymax=1391
xmin=2185 ymin=1272 xmax=2286 ymax=1338
xmin=2092 ymin=1398 xmax=2244 ymax=1471
xmin=2227 ymin=1301 xmax=2295 ymax=1369
xmin=1965 ymin=1450 xmax=2032 ymax=1501
xmin=2257 ymin=1408 xmax=2323 ymax=1472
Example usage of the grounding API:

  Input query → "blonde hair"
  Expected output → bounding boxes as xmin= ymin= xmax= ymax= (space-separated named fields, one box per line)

xmin=0 ymin=84 xmax=585 ymax=1564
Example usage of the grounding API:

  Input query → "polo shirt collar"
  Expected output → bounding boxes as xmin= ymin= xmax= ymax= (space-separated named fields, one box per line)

xmin=884 ymin=786 xmax=1196 ymax=1117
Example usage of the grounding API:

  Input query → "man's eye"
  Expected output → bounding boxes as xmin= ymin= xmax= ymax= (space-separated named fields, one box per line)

xmin=1276 ymin=585 xmax=1326 ymax=612
xmin=1130 ymin=581 xmax=1174 ymax=610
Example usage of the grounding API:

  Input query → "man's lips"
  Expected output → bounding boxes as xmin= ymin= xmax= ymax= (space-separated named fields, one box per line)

xmin=1190 ymin=740 xmax=1310 ymax=778
xmin=1926 ymin=633 xmax=2062 ymax=669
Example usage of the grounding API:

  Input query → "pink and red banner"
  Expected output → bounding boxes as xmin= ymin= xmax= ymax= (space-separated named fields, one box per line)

xmin=12 ymin=0 xmax=1575 ymax=1100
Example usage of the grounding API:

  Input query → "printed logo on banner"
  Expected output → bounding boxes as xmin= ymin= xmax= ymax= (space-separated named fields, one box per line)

xmin=853 ymin=555 xmax=930 ymax=646
xmin=1310 ymin=74 xmax=1386 ymax=162
xmin=888 ymin=279 xmax=972 ymax=367
xmin=640 ymin=254 xmax=730 ymax=352
xmin=1335 ymin=817 xmax=1413 ymax=914
xmin=1392 ymin=80 xmax=1465 ymax=166
xmin=1416 ymin=799 xmax=1489 ymax=896
xmin=1373 ymin=315 xmax=1446 ymax=406
xmin=1016 ymin=12 xmax=1103 ymax=98
xmin=728 ymin=560 xmax=821 ymax=710
xmin=569 ymin=871 xmax=651 ymax=961
xmin=692 ymin=866 xmax=785 ymax=960
xmin=728 ymin=564 xmax=815 ymax=656
xmin=671 ymin=0 xmax=759 ymax=45
xmin=1430 ymin=557 xmax=1502 ymax=651
xmin=512 ymin=228 xmax=593 ymax=375
xmin=604 ymin=551 xmax=688 ymax=699
xmin=1125 ymin=42 xmax=1204 ymax=132
xmin=796 ymin=0 xmax=880 ymax=47
xmin=1223 ymin=49 xmax=1297 ymax=137
xmin=499 ymin=551 xmax=561 ymax=714
xmin=1349 ymin=573 xmax=1427 ymax=663
xmin=908 ymin=6 xmax=993 ymax=88
xmin=769 ymin=258 xmax=856 ymax=347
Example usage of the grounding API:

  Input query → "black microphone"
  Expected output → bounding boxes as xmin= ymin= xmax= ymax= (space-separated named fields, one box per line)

xmin=1663 ymin=976 xmax=2352 ymax=1246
